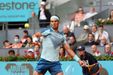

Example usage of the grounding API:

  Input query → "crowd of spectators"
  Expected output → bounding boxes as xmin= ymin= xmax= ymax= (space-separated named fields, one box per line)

xmin=1 ymin=1 xmax=113 ymax=60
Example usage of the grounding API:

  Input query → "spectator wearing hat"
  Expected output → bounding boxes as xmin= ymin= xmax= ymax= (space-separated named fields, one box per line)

xmin=77 ymin=46 xmax=100 ymax=75
xmin=24 ymin=49 xmax=35 ymax=59
xmin=77 ymin=25 xmax=91 ymax=45
xmin=38 ymin=1 xmax=51 ymax=28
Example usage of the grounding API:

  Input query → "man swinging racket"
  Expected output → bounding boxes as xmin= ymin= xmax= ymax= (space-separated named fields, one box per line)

xmin=33 ymin=15 xmax=84 ymax=75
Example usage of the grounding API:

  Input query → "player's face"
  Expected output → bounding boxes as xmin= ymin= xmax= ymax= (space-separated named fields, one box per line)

xmin=50 ymin=19 xmax=59 ymax=30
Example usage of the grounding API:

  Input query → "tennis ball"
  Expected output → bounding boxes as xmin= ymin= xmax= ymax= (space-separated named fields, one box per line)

xmin=24 ymin=23 xmax=30 ymax=28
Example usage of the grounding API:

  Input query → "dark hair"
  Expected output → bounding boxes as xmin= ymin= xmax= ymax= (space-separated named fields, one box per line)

xmin=88 ymin=33 xmax=95 ymax=38
xmin=92 ymin=25 xmax=97 ymax=29
xmin=8 ymin=50 xmax=15 ymax=55
xmin=23 ymin=30 xmax=28 ymax=34
xmin=3 ymin=40 xmax=9 ymax=45
xmin=98 ymin=25 xmax=104 ymax=28
xmin=15 ymin=35 xmax=19 ymax=39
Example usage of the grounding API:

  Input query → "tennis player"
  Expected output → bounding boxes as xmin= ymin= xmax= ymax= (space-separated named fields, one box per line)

xmin=33 ymin=15 xmax=83 ymax=75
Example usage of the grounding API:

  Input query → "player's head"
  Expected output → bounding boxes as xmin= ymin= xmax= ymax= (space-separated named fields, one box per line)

xmin=77 ymin=46 xmax=85 ymax=56
xmin=50 ymin=16 xmax=60 ymax=30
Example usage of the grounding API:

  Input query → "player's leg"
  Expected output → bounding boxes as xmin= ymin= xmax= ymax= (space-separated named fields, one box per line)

xmin=49 ymin=61 xmax=63 ymax=75
xmin=33 ymin=71 xmax=43 ymax=75
xmin=56 ymin=72 xmax=63 ymax=75
xmin=34 ymin=59 xmax=48 ymax=75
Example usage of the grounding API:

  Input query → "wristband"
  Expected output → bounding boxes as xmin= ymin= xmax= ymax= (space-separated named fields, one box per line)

xmin=74 ymin=55 xmax=80 ymax=62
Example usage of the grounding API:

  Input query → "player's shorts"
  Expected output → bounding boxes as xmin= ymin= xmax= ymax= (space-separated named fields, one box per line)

xmin=35 ymin=58 xmax=62 ymax=75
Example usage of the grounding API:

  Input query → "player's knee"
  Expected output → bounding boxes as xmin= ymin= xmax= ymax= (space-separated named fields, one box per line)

xmin=33 ymin=71 xmax=38 ymax=75
xmin=33 ymin=71 xmax=43 ymax=75
xmin=56 ymin=72 xmax=63 ymax=75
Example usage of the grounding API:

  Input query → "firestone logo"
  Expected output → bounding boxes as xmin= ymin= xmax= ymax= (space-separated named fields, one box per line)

xmin=0 ymin=1 xmax=37 ymax=10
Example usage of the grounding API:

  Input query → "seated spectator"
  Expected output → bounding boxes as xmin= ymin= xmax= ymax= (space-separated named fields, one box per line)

xmin=34 ymin=44 xmax=40 ymax=58
xmin=21 ymin=30 xmax=30 ymax=44
xmin=59 ymin=46 xmax=65 ymax=58
xmin=91 ymin=25 xmax=99 ymax=42
xmin=109 ymin=9 xmax=113 ymax=19
xmin=62 ymin=26 xmax=76 ymax=57
xmin=25 ymin=37 xmax=33 ymax=48
xmin=8 ymin=50 xmax=16 ymax=57
xmin=84 ymin=7 xmax=97 ymax=26
xmin=68 ymin=35 xmax=77 ymax=50
xmin=63 ymin=26 xmax=75 ymax=41
xmin=32 ymin=34 xmax=39 ymax=43
xmin=70 ymin=8 xmax=86 ymax=31
xmin=98 ymin=25 xmax=110 ymax=43
xmin=84 ymin=33 xmax=98 ymax=46
xmin=104 ymin=44 xmax=113 ymax=56
xmin=12 ymin=35 xmax=22 ymax=48
xmin=8 ymin=50 xmax=17 ymax=61
xmin=24 ymin=49 xmax=35 ymax=59
xmin=84 ymin=7 xmax=97 ymax=19
xmin=70 ymin=11 xmax=81 ymax=28
xmin=99 ymin=35 xmax=109 ymax=46
xmin=3 ymin=40 xmax=12 ymax=48
xmin=77 ymin=25 xmax=91 ymax=44
xmin=64 ymin=35 xmax=77 ymax=57
xmin=91 ymin=45 xmax=101 ymax=56
xmin=32 ymin=34 xmax=41 ymax=47
xmin=21 ymin=30 xmax=31 ymax=47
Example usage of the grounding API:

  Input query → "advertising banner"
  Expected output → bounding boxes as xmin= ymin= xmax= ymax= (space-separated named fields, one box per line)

xmin=0 ymin=0 xmax=39 ymax=22
xmin=0 ymin=61 xmax=112 ymax=75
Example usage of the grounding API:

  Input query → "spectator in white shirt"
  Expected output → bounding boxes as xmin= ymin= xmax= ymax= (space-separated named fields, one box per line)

xmin=98 ymin=25 xmax=110 ymax=43
xmin=91 ymin=25 xmax=99 ymax=42
xmin=38 ymin=1 xmax=51 ymax=28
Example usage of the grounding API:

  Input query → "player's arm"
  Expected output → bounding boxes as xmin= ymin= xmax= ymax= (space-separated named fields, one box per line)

xmin=63 ymin=43 xmax=84 ymax=65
